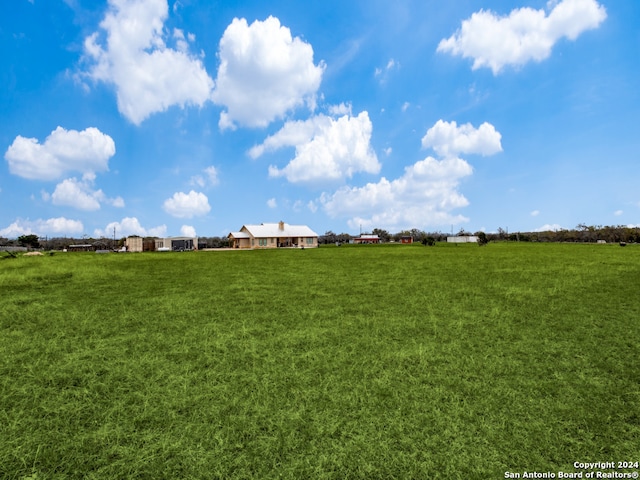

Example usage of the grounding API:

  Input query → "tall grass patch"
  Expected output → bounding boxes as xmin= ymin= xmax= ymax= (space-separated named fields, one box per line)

xmin=1 ymin=244 xmax=639 ymax=478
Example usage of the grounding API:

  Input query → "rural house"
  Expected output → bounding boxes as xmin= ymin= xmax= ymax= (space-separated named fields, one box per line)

xmin=228 ymin=222 xmax=318 ymax=249
xmin=353 ymin=234 xmax=380 ymax=244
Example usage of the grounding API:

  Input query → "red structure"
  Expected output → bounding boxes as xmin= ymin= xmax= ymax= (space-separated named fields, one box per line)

xmin=400 ymin=236 xmax=413 ymax=244
xmin=353 ymin=234 xmax=380 ymax=244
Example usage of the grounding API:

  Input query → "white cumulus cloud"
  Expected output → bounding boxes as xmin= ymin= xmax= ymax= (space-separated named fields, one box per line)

xmin=321 ymin=156 xmax=474 ymax=232
xmin=212 ymin=16 xmax=325 ymax=129
xmin=1 ymin=217 xmax=84 ymax=238
xmin=4 ymin=126 xmax=115 ymax=181
xmin=94 ymin=217 xmax=167 ymax=238
xmin=437 ymin=0 xmax=607 ymax=74
xmin=163 ymin=190 xmax=211 ymax=218
xmin=82 ymin=0 xmax=214 ymax=124
xmin=248 ymin=115 xmax=327 ymax=159
xmin=180 ymin=225 xmax=196 ymax=237
xmin=421 ymin=120 xmax=502 ymax=158
xmin=252 ymin=111 xmax=380 ymax=184
xmin=49 ymin=173 xmax=124 ymax=211
xmin=319 ymin=118 xmax=504 ymax=231
xmin=52 ymin=178 xmax=102 ymax=211
xmin=111 ymin=197 xmax=125 ymax=208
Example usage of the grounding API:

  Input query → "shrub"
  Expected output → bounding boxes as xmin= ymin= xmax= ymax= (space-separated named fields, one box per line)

xmin=477 ymin=231 xmax=489 ymax=246
xmin=422 ymin=236 xmax=436 ymax=246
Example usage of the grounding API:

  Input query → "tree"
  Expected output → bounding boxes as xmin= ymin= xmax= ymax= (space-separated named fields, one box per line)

xmin=336 ymin=232 xmax=352 ymax=244
xmin=371 ymin=228 xmax=390 ymax=243
xmin=410 ymin=228 xmax=427 ymax=244
xmin=320 ymin=231 xmax=337 ymax=245
xmin=18 ymin=234 xmax=40 ymax=249
xmin=476 ymin=231 xmax=489 ymax=246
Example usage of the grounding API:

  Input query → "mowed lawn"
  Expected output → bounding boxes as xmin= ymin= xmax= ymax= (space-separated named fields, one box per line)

xmin=1 ymin=243 xmax=639 ymax=479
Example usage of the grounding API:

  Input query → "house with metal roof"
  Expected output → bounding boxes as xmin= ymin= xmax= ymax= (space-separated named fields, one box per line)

xmin=353 ymin=234 xmax=380 ymax=244
xmin=228 ymin=221 xmax=318 ymax=249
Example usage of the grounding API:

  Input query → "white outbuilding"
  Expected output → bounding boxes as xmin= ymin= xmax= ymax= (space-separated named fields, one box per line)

xmin=447 ymin=236 xmax=478 ymax=243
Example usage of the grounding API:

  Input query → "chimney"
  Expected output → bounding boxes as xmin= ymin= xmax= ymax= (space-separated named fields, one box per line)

xmin=278 ymin=220 xmax=285 ymax=231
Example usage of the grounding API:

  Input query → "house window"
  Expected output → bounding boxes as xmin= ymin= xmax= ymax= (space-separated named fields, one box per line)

xmin=306 ymin=237 xmax=314 ymax=245
xmin=259 ymin=238 xmax=267 ymax=246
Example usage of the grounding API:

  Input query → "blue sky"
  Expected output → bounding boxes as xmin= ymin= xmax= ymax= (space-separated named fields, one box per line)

xmin=1 ymin=0 xmax=638 ymax=239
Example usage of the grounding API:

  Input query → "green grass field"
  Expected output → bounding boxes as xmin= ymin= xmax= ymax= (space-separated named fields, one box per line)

xmin=1 ymin=243 xmax=639 ymax=479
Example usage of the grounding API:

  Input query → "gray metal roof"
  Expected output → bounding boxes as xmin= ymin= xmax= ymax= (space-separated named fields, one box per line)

xmin=242 ymin=223 xmax=318 ymax=238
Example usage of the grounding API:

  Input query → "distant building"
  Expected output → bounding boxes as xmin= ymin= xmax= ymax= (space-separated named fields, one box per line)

xmin=143 ymin=238 xmax=157 ymax=252
xmin=67 ymin=244 xmax=95 ymax=252
xmin=447 ymin=236 xmax=478 ymax=243
xmin=125 ymin=236 xmax=143 ymax=252
xmin=400 ymin=236 xmax=413 ymax=244
xmin=0 ymin=246 xmax=28 ymax=252
xmin=155 ymin=237 xmax=198 ymax=251
xmin=353 ymin=234 xmax=380 ymax=244
xmin=228 ymin=221 xmax=318 ymax=249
